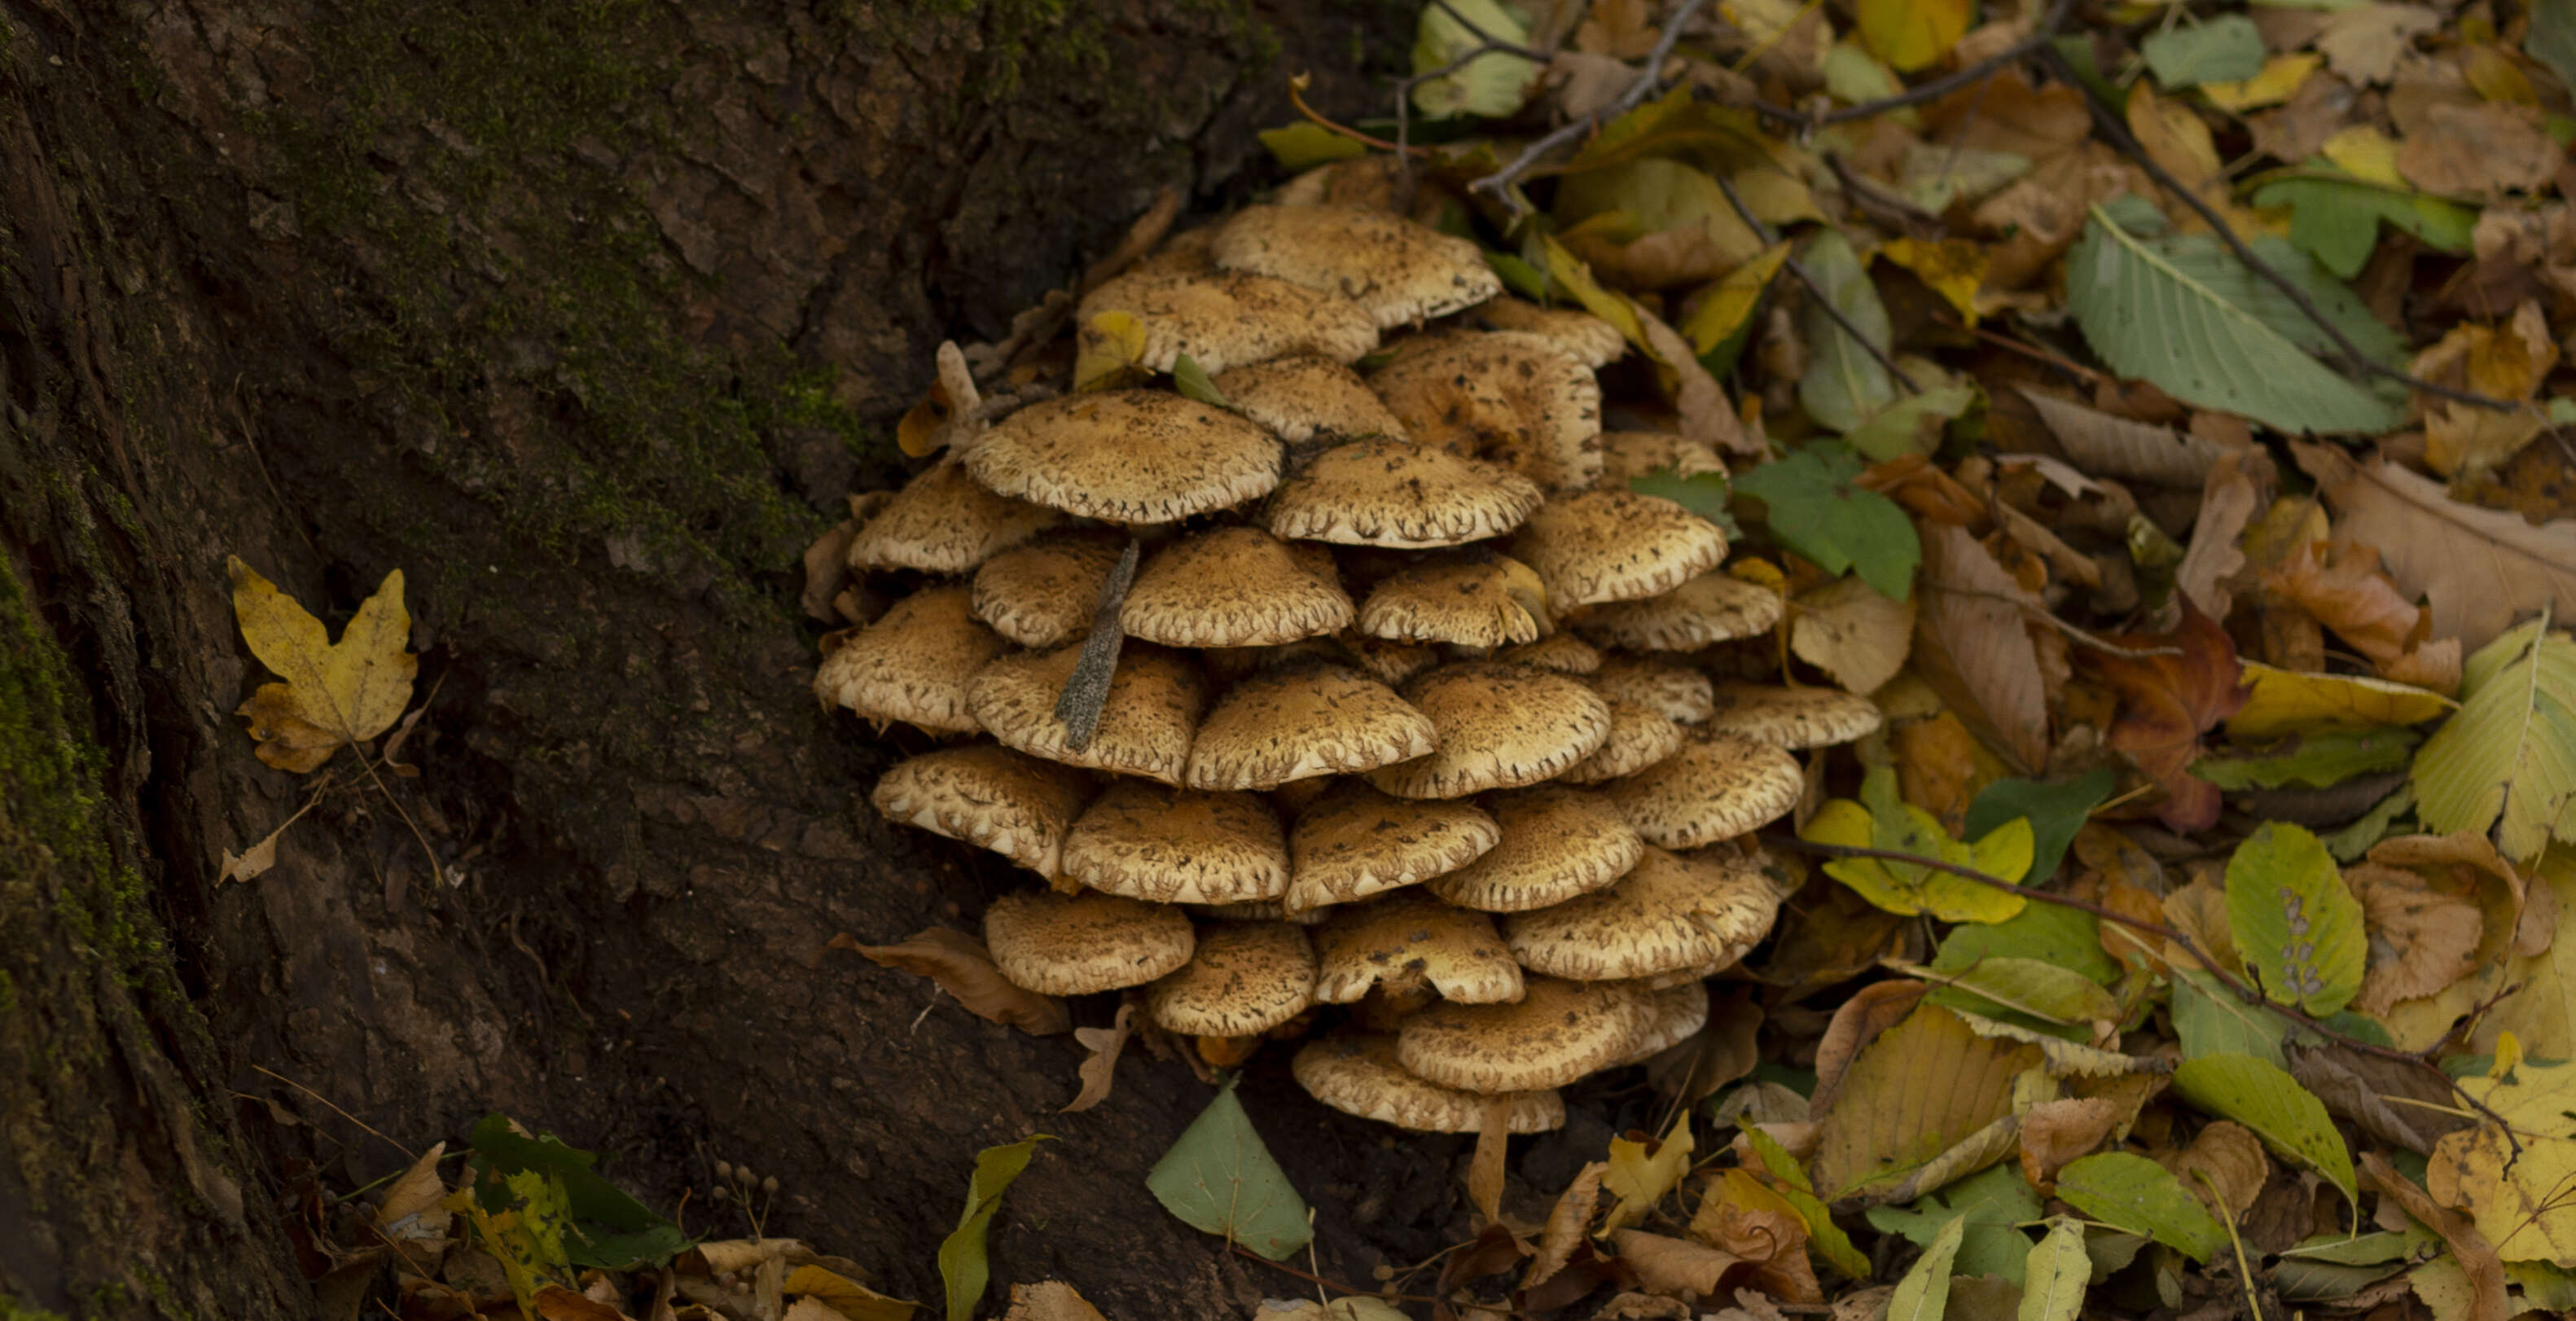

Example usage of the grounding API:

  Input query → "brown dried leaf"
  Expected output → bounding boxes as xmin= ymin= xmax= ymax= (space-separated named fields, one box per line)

xmin=2017 ymin=388 xmax=2228 ymax=489
xmin=1001 ymin=1282 xmax=1106 ymax=1321
xmin=1789 ymin=575 xmax=1915 ymax=696
xmin=802 ymin=520 xmax=860 ymax=623
xmin=1061 ymin=1003 xmax=1134 ymax=1113
xmin=2363 ymin=1150 xmax=2512 ymax=1321
xmin=2082 ymin=599 xmax=2249 ymax=832
xmin=2174 ymin=450 xmax=2266 ymax=621
xmin=833 ymin=928 xmax=1072 ymax=1035
xmin=2162 ymin=874 xmax=2241 ymax=974
xmin=1528 ymin=1161 xmax=1608 ymax=1292
xmin=376 ymin=1141 xmax=452 ymax=1242
xmin=1810 ymin=980 xmax=1929 ymax=1117
xmin=2289 ymin=1045 xmax=2436 ymax=1154
xmin=1608 ymin=1230 xmax=1742 ymax=1301
xmin=1636 ymin=301 xmax=1754 ymax=459
xmin=2398 ymin=103 xmax=2558 ymax=200
xmin=2262 ymin=539 xmax=2462 ymax=694
xmin=2166 ymin=1120 xmax=2268 ymax=1222
xmin=2293 ymin=441 xmax=2576 ymax=656
xmin=1915 ymin=524 xmax=2052 ymax=771
xmin=2347 ymin=862 xmax=2484 ymax=1015
xmin=2017 ymin=1096 xmax=2119 ymax=1192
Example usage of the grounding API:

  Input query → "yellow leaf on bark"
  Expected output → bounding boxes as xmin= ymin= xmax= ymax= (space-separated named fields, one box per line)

xmin=228 ymin=557 xmax=417 ymax=773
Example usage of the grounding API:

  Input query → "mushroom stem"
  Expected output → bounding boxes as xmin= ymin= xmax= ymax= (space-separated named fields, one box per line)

xmin=1053 ymin=537 xmax=1141 ymax=751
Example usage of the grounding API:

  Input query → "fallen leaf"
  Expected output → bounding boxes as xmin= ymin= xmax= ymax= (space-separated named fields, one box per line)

xmin=2082 ymin=599 xmax=2250 ymax=832
xmin=1060 ymin=1003 xmax=1134 ymax=1112
xmin=2227 ymin=660 xmax=2455 ymax=739
xmin=2170 ymin=1121 xmax=2269 ymax=1228
xmin=2293 ymin=441 xmax=2576 ymax=656
xmin=1882 ymin=1213 xmax=1963 ymax=1321
xmin=2016 ymin=1217 xmax=2090 ymax=1321
xmin=2170 ymin=1053 xmax=2356 ymax=1207
xmin=1604 ymin=1112 xmax=1696 ymax=1234
xmin=1879 ymin=238 xmax=1990 ymax=325
xmin=1148 ymin=1081 xmax=1309 ymax=1261
xmin=2314 ymin=3 xmax=2441 ymax=85
xmin=1804 ymin=768 xmax=2034 ymax=924
xmin=2174 ymin=449 xmax=2265 ymax=619
xmin=2427 ymin=1057 xmax=2576 ymax=1266
xmin=790 ymin=1266 xmax=918 ymax=1321
xmin=2367 ymin=1151 xmax=2510 ymax=1321
xmin=2472 ymin=847 xmax=2576 ymax=1058
xmin=1811 ymin=980 xmax=1929 ymax=1116
xmin=943 ymin=1137 xmax=1053 ymax=1321
xmin=2055 ymin=1152 xmax=2227 ymax=1262
xmin=1856 ymin=0 xmax=1968 ymax=72
xmin=377 ymin=1141 xmax=453 ymax=1242
xmin=836 ymin=929 xmax=1073 ymax=1036
xmin=229 ymin=557 xmax=418 ymax=774
xmin=1528 ymin=1161 xmax=1607 ymax=1292
xmin=2016 ymin=1097 xmax=2118 ymax=1192
xmin=1915 ymin=524 xmax=2052 ymax=771
xmin=2227 ymin=821 xmax=2368 ymax=1016
xmin=2411 ymin=620 xmax=2576 ymax=864
xmin=2347 ymin=862 xmax=2483 ymax=1015
xmin=2263 ymin=539 xmax=2462 ymax=694
xmin=1810 ymin=1004 xmax=2038 ymax=1200
xmin=1863 ymin=1163 xmax=2040 ymax=1287
xmin=998 ymin=1282 xmax=1102 ymax=1321
xmin=2398 ymin=102 xmax=2558 ymax=200
xmin=1609 ymin=1229 xmax=1741 ymax=1301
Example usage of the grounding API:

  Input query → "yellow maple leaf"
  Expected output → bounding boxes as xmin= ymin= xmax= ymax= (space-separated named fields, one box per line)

xmin=1879 ymin=236 xmax=1990 ymax=325
xmin=229 ymin=556 xmax=417 ymax=773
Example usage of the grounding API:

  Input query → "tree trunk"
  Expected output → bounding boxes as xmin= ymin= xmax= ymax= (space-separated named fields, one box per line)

xmin=0 ymin=2 xmax=1469 ymax=1315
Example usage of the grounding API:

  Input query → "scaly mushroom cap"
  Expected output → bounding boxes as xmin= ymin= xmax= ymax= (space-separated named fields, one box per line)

xmin=1121 ymin=526 xmax=1354 ymax=647
xmin=1512 ymin=490 xmax=1729 ymax=608
xmin=1503 ymin=846 xmax=1780 ymax=981
xmin=1494 ymin=633 xmax=1603 ymax=674
xmin=1395 ymin=976 xmax=1653 ymax=1092
xmin=1076 ymin=265 xmax=1379 ymax=375
xmin=1370 ymin=332 xmax=1604 ymax=494
xmin=1605 ymin=729 xmax=1803 ymax=848
xmin=1355 ymin=554 xmax=1552 ymax=648
xmin=1574 ymin=572 xmax=1784 ymax=651
xmin=1210 ymin=204 xmax=1503 ymax=328
xmin=966 ymin=643 xmax=1205 ymax=785
xmin=1185 ymin=662 xmax=1437 ymax=792
xmin=1143 ymin=920 xmax=1319 ymax=1036
xmin=1060 ymin=781 xmax=1290 ymax=904
xmin=1596 ymin=431 xmax=1728 ymax=485
xmin=965 ymin=391 xmax=1282 ymax=524
xmin=1592 ymin=653 xmax=1716 ymax=724
xmin=972 ymin=530 xmax=1130 ymax=649
xmin=815 ymin=586 xmax=1003 ymax=734
xmin=1213 ymin=355 xmax=1410 ymax=442
xmin=1704 ymin=682 xmax=1885 ymax=748
xmin=1425 ymin=785 xmax=1647 ymax=912
xmin=1556 ymin=700 xmax=1685 ymax=784
xmin=1367 ymin=662 xmax=1613 ymax=799
xmin=1312 ymin=891 xmax=1525 ymax=1005
xmin=1286 ymin=779 xmax=1501 ymax=911
xmin=984 ymin=889 xmax=1196 ymax=995
xmin=1473 ymin=298 xmax=1628 ymax=369
xmin=1191 ymin=900 xmax=1332 ymax=926
xmin=1332 ymin=630 xmax=1443 ymax=686
xmin=1294 ymin=1033 xmax=1566 ymax=1133
xmin=1267 ymin=439 xmax=1544 ymax=549
xmin=847 ymin=458 xmax=1065 ymax=573
xmin=870 ymin=744 xmax=1094 ymax=876
xmin=1615 ymin=981 xmax=1712 ymax=1066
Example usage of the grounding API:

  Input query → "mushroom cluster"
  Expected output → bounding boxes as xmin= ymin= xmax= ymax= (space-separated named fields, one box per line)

xmin=822 ymin=203 xmax=1885 ymax=1134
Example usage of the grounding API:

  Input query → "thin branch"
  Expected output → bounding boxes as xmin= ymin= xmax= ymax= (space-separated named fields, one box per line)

xmin=1054 ymin=538 xmax=1140 ymax=751
xmin=1714 ymin=172 xmax=1920 ymax=394
xmin=1428 ymin=0 xmax=1546 ymax=59
xmin=1468 ymin=0 xmax=1714 ymax=213
xmin=2035 ymin=45 xmax=2516 ymax=414
xmin=1745 ymin=0 xmax=2082 ymax=129
xmin=1290 ymin=75 xmax=1428 ymax=156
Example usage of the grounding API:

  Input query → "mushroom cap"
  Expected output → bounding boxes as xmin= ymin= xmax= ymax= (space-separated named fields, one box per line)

xmin=1503 ymin=846 xmax=1780 ymax=981
xmin=1615 ymin=981 xmax=1713 ymax=1066
xmin=1473 ymin=298 xmax=1628 ymax=369
xmin=870 ymin=744 xmax=1094 ymax=876
xmin=1512 ymin=490 xmax=1730 ymax=608
xmin=1705 ymin=682 xmax=1885 ymax=748
xmin=1121 ymin=526 xmax=1355 ymax=647
xmin=1327 ymin=630 xmax=1443 ymax=687
xmin=1267 ymin=439 xmax=1544 ymax=549
xmin=1210 ymin=204 xmax=1502 ymax=328
xmin=1185 ymin=661 xmax=1438 ymax=791
xmin=1556 ymin=699 xmax=1685 ymax=784
xmin=1369 ymin=332 xmax=1604 ymax=494
xmin=972 ymin=530 xmax=1130 ymax=649
xmin=1395 ymin=976 xmax=1653 ymax=1092
xmin=1191 ymin=899 xmax=1332 ymax=926
xmin=847 ymin=458 xmax=1066 ymax=573
xmin=1312 ymin=890 xmax=1525 ymax=1005
xmin=1591 ymin=653 xmax=1716 ymax=724
xmin=1596 ymin=431 xmax=1728 ymax=485
xmin=1424 ymin=785 xmax=1647 ymax=912
xmin=1494 ymin=633 xmax=1603 ymax=674
xmin=1604 ymin=730 xmax=1803 ymax=848
xmin=1294 ymin=1033 xmax=1565 ymax=1133
xmin=815 ymin=586 xmax=1004 ymax=733
xmin=964 ymin=391 xmax=1282 ymax=524
xmin=1212 ymin=355 xmax=1410 ymax=443
xmin=984 ymin=889 xmax=1196 ymax=995
xmin=1060 ymin=781 xmax=1291 ymax=904
xmin=1076 ymin=266 xmax=1378 ymax=375
xmin=1366 ymin=662 xmax=1613 ymax=799
xmin=1574 ymin=572 xmax=1784 ymax=652
xmin=1354 ymin=554 xmax=1551 ymax=648
xmin=1286 ymin=779 xmax=1501 ymax=911
xmin=967 ymin=643 xmax=1205 ymax=785
xmin=1143 ymin=920 xmax=1319 ymax=1036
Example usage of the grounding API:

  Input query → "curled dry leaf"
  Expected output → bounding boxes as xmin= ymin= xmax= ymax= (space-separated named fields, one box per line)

xmin=2165 ymin=1120 xmax=2268 ymax=1223
xmin=1789 ymin=575 xmax=1915 ymax=696
xmin=1000 ymin=1281 xmax=1108 ymax=1321
xmin=1609 ymin=1229 xmax=1742 ymax=1301
xmin=2017 ymin=1096 xmax=2120 ymax=1193
xmin=2262 ymin=538 xmax=2463 ymax=694
xmin=2172 ymin=449 xmax=2265 ymax=621
xmin=2080 ymin=599 xmax=2249 ymax=832
xmin=1809 ymin=1004 xmax=2039 ymax=1200
xmin=1914 ymin=524 xmax=2052 ymax=772
xmin=832 ymin=928 xmax=1072 ymax=1035
xmin=2366 ymin=1150 xmax=2512 ymax=1321
xmin=1526 ymin=1161 xmax=1607 ymax=1292
xmin=1808 ymin=979 xmax=1929 ymax=1117
xmin=1061 ymin=1003 xmax=1134 ymax=1113
xmin=2017 ymin=388 xmax=2229 ymax=489
xmin=2346 ymin=862 xmax=2483 ymax=1015
xmin=2293 ymin=441 xmax=2576 ymax=656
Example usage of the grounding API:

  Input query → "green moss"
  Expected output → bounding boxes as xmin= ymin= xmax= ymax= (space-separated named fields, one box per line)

xmin=0 ymin=1297 xmax=73 ymax=1321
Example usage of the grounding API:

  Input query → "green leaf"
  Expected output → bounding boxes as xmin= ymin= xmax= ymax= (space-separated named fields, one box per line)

xmin=2321 ymin=783 xmax=2414 ymax=862
xmin=1627 ymin=467 xmax=1740 ymax=538
xmin=2528 ymin=0 xmax=2576 ymax=97
xmin=1797 ymin=229 xmax=1898 ymax=432
xmin=1257 ymin=123 xmax=1367 ymax=173
xmin=2017 ymin=1217 xmax=2091 ymax=1321
xmin=1148 ymin=1078 xmax=1313 ymax=1261
xmin=1171 ymin=353 xmax=1229 ymax=407
xmin=2141 ymin=15 xmax=2266 ymax=88
xmin=1919 ymin=957 xmax=2122 ymax=1027
xmin=1409 ymin=0 xmax=1539 ymax=119
xmin=1933 ymin=901 xmax=2119 ymax=986
xmin=1733 ymin=441 xmax=1921 ymax=599
xmin=1866 ymin=1164 xmax=2041 ymax=1287
xmin=2412 ymin=620 xmax=2576 ymax=865
xmin=2053 ymin=1152 xmax=2228 ymax=1262
xmin=467 ymin=1114 xmax=691 ymax=1270
xmin=2283 ymin=1231 xmax=2410 ymax=1266
xmin=2226 ymin=822 xmax=2367 ymax=1016
xmin=1488 ymin=249 xmax=1549 ymax=301
xmin=2192 ymin=727 xmax=2421 ymax=790
xmin=1964 ymin=770 xmax=2116 ymax=887
xmin=2171 ymin=968 xmax=2290 ymax=1066
xmin=2066 ymin=204 xmax=2403 ymax=434
xmin=1885 ymin=1212 xmax=1967 ymax=1321
xmin=2249 ymin=174 xmax=2477 ymax=279
xmin=1742 ymin=1126 xmax=1872 ymax=1278
xmin=2170 ymin=1053 xmax=2356 ymax=1207
xmin=1846 ymin=384 xmax=1979 ymax=462
xmin=939 ymin=1135 xmax=1052 ymax=1321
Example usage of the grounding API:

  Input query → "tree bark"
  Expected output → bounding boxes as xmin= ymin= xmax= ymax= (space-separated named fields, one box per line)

xmin=0 ymin=2 xmax=1459 ymax=1316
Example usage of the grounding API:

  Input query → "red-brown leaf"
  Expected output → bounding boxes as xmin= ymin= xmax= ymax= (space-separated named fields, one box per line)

xmin=2081 ymin=598 xmax=2249 ymax=832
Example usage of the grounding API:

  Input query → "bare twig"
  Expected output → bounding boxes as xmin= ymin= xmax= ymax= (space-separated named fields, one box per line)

xmin=1713 ymin=172 xmax=1920 ymax=394
xmin=1290 ymin=74 xmax=1428 ymax=156
xmin=2035 ymin=44 xmax=2515 ymax=414
xmin=1054 ymin=538 xmax=1140 ymax=751
xmin=1745 ymin=0 xmax=2082 ymax=129
xmin=1468 ymin=0 xmax=1714 ymax=213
